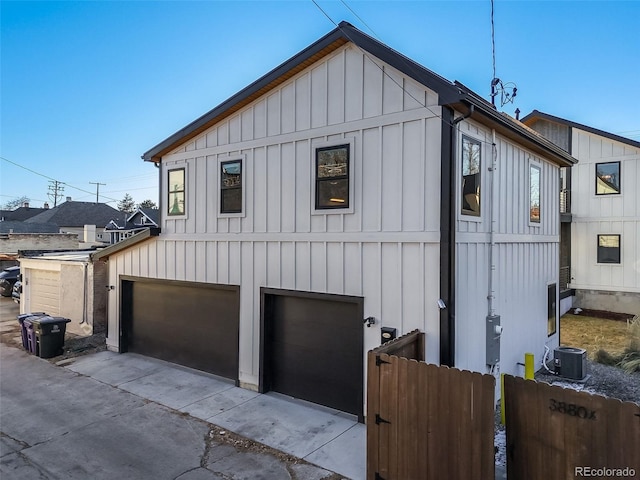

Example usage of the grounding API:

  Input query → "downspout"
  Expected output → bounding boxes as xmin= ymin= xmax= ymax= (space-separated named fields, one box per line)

xmin=439 ymin=103 xmax=474 ymax=367
xmin=488 ymin=129 xmax=497 ymax=317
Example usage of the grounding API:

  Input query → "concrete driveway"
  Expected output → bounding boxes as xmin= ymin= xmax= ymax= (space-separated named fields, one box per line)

xmin=0 ymin=297 xmax=364 ymax=479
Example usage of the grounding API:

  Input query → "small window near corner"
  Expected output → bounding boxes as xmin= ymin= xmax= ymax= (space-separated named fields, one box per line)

xmin=530 ymin=164 xmax=541 ymax=223
xmin=547 ymin=283 xmax=557 ymax=336
xmin=167 ymin=168 xmax=185 ymax=216
xmin=220 ymin=160 xmax=242 ymax=214
xmin=597 ymin=234 xmax=621 ymax=264
xmin=461 ymin=136 xmax=481 ymax=216
xmin=315 ymin=144 xmax=350 ymax=210
xmin=596 ymin=161 xmax=620 ymax=195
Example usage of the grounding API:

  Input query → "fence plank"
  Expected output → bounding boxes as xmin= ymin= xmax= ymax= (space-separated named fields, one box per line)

xmin=480 ymin=372 xmax=496 ymax=479
xmin=366 ymin=351 xmax=380 ymax=480
xmin=505 ymin=375 xmax=640 ymax=479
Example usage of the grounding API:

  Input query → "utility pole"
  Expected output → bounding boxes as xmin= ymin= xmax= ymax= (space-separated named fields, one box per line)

xmin=89 ymin=182 xmax=106 ymax=203
xmin=47 ymin=180 xmax=65 ymax=207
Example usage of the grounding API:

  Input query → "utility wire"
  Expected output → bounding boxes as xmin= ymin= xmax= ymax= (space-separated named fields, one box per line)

xmin=1 ymin=155 xmax=121 ymax=203
xmin=491 ymin=0 xmax=497 ymax=82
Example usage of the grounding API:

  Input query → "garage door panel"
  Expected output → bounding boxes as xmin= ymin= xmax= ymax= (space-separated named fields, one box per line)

xmin=264 ymin=292 xmax=363 ymax=419
xmin=29 ymin=270 xmax=61 ymax=316
xmin=124 ymin=280 xmax=239 ymax=381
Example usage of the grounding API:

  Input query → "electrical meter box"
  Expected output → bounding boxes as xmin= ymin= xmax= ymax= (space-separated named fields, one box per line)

xmin=486 ymin=315 xmax=501 ymax=366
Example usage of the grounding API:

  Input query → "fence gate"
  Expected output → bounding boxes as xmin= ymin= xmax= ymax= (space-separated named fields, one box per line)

xmin=505 ymin=375 xmax=640 ymax=479
xmin=367 ymin=330 xmax=496 ymax=480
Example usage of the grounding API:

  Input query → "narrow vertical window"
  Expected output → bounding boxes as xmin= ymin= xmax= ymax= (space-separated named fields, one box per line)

xmin=530 ymin=164 xmax=541 ymax=223
xmin=595 ymin=161 xmax=620 ymax=195
xmin=220 ymin=160 xmax=242 ymax=214
xmin=597 ymin=234 xmax=621 ymax=264
xmin=167 ymin=168 xmax=185 ymax=216
xmin=315 ymin=144 xmax=350 ymax=209
xmin=461 ymin=136 xmax=481 ymax=216
xmin=547 ymin=284 xmax=557 ymax=336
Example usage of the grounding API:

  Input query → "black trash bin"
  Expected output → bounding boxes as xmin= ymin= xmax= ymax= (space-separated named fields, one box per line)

xmin=31 ymin=316 xmax=71 ymax=358
xmin=17 ymin=312 xmax=46 ymax=351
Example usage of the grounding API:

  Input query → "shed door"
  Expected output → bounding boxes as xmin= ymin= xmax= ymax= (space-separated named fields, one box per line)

xmin=28 ymin=269 xmax=61 ymax=316
xmin=122 ymin=279 xmax=239 ymax=381
xmin=262 ymin=291 xmax=363 ymax=420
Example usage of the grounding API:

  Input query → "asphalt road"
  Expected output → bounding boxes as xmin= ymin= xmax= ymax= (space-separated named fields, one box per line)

xmin=0 ymin=298 xmax=337 ymax=480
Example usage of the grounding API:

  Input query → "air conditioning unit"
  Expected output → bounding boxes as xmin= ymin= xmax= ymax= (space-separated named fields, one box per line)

xmin=553 ymin=347 xmax=587 ymax=380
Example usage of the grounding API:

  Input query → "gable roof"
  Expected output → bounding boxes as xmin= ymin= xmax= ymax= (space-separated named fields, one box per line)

xmin=521 ymin=110 xmax=640 ymax=150
xmin=0 ymin=206 xmax=49 ymax=222
xmin=143 ymin=22 xmax=575 ymax=168
xmin=24 ymin=201 xmax=120 ymax=228
xmin=0 ymin=221 xmax=60 ymax=234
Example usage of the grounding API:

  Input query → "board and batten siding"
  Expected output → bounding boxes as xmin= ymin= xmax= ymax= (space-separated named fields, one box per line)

xmin=454 ymin=120 xmax=561 ymax=377
xmin=569 ymin=129 xmax=640 ymax=295
xmin=106 ymin=44 xmax=447 ymax=388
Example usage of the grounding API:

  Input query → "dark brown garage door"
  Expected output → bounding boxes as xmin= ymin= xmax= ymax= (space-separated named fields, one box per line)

xmin=261 ymin=289 xmax=363 ymax=421
xmin=121 ymin=278 xmax=239 ymax=381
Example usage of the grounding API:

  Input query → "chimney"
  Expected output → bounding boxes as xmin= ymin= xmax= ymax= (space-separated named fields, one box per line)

xmin=22 ymin=202 xmax=29 ymax=208
xmin=66 ymin=196 xmax=72 ymax=202
xmin=44 ymin=202 xmax=50 ymax=209
xmin=84 ymin=224 xmax=96 ymax=243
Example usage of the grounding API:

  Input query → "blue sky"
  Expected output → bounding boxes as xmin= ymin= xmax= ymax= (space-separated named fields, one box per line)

xmin=2 ymin=0 xmax=639 ymax=209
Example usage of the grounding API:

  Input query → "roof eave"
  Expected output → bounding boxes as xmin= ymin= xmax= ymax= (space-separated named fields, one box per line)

xmin=521 ymin=110 xmax=640 ymax=150
xmin=446 ymin=95 xmax=577 ymax=168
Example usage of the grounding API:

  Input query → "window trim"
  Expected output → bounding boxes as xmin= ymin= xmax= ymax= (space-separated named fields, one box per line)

xmin=311 ymin=138 xmax=355 ymax=215
xmin=595 ymin=161 xmax=621 ymax=196
xmin=547 ymin=282 xmax=557 ymax=337
xmin=167 ymin=167 xmax=187 ymax=218
xmin=529 ymin=162 xmax=541 ymax=226
xmin=460 ymin=134 xmax=482 ymax=219
xmin=218 ymin=155 xmax=246 ymax=218
xmin=597 ymin=234 xmax=621 ymax=264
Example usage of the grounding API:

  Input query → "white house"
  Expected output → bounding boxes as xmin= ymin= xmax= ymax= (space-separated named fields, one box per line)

xmin=522 ymin=111 xmax=640 ymax=315
xmin=95 ymin=22 xmax=576 ymax=420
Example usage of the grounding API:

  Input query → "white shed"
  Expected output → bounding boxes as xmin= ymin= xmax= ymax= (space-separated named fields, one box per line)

xmin=98 ymin=22 xmax=576 ymax=419
xmin=19 ymin=251 xmax=108 ymax=336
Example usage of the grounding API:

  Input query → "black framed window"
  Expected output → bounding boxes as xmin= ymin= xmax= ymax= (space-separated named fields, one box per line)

xmin=547 ymin=283 xmax=557 ymax=336
xmin=461 ymin=136 xmax=481 ymax=216
xmin=530 ymin=164 xmax=541 ymax=223
xmin=167 ymin=168 xmax=185 ymax=216
xmin=596 ymin=161 xmax=620 ymax=195
xmin=315 ymin=144 xmax=350 ymax=209
xmin=220 ymin=160 xmax=242 ymax=214
xmin=597 ymin=234 xmax=621 ymax=264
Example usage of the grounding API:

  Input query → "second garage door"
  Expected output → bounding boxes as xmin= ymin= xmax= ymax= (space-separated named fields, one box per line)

xmin=261 ymin=289 xmax=364 ymax=420
xmin=121 ymin=278 xmax=239 ymax=381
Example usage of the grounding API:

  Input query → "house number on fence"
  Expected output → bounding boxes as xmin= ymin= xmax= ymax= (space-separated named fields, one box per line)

xmin=549 ymin=398 xmax=596 ymax=420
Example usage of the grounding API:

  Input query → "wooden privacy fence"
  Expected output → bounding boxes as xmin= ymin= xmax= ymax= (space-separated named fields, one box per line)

xmin=504 ymin=375 xmax=640 ymax=479
xmin=367 ymin=330 xmax=496 ymax=480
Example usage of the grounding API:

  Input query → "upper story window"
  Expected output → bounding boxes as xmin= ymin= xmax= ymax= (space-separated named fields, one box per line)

xmin=597 ymin=234 xmax=621 ymax=264
xmin=596 ymin=161 xmax=620 ymax=195
xmin=461 ymin=136 xmax=481 ymax=216
xmin=530 ymin=164 xmax=541 ymax=224
xmin=315 ymin=144 xmax=350 ymax=210
xmin=167 ymin=168 xmax=185 ymax=216
xmin=220 ymin=160 xmax=243 ymax=214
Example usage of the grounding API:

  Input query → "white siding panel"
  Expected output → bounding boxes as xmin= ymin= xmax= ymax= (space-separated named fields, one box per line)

xmin=327 ymin=52 xmax=345 ymax=125
xmin=267 ymin=145 xmax=281 ymax=233
xmin=267 ymin=92 xmax=280 ymax=137
xmin=310 ymin=242 xmax=327 ymax=292
xmin=344 ymin=47 xmax=363 ymax=122
xmin=295 ymin=75 xmax=310 ymax=132
xmin=363 ymin=55 xmax=382 ymax=118
xmin=362 ymin=127 xmax=381 ymax=231
xmin=382 ymin=67 xmax=403 ymax=115
xmin=281 ymin=82 xmax=295 ymax=134
xmin=253 ymin=147 xmax=267 ymax=233
xmin=382 ymin=125 xmax=402 ymax=231
xmin=311 ymin=64 xmax=327 ymax=128
xmin=326 ymin=242 xmax=344 ymax=293
xmin=295 ymin=140 xmax=311 ymax=232
xmin=402 ymin=120 xmax=424 ymax=231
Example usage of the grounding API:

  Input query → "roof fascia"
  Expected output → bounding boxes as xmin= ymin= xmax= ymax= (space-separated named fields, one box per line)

xmin=521 ymin=110 xmax=640 ymax=149
xmin=91 ymin=227 xmax=160 ymax=261
xmin=142 ymin=22 xmax=461 ymax=162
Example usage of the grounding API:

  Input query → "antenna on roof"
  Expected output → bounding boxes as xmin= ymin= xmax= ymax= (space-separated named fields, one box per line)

xmin=490 ymin=0 xmax=518 ymax=109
